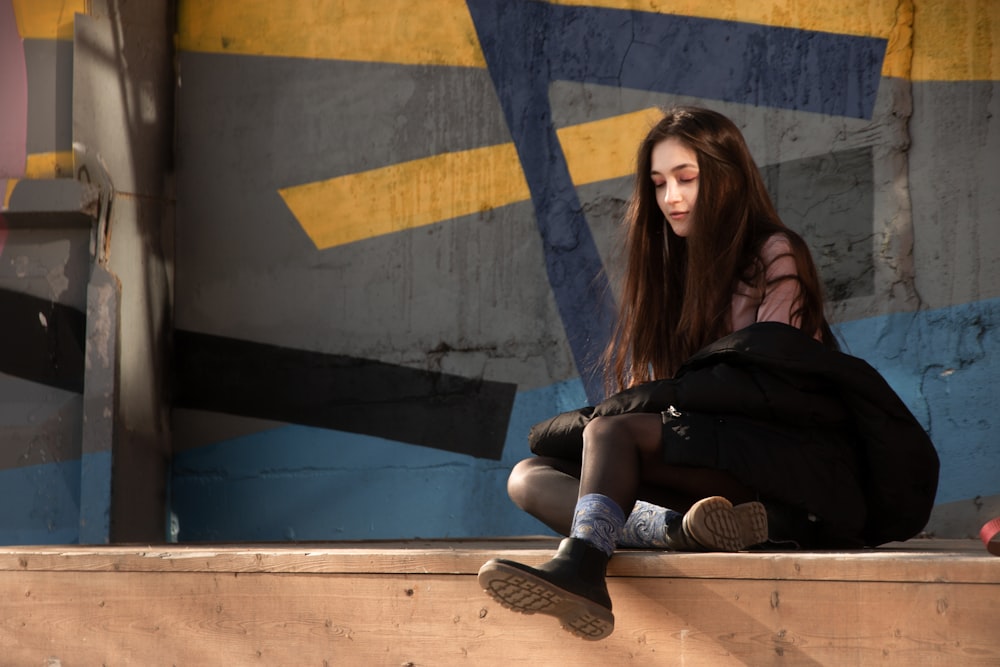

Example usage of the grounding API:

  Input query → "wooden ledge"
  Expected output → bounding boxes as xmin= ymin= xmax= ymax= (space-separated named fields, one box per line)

xmin=0 ymin=538 xmax=996 ymax=665
xmin=0 ymin=538 xmax=993 ymax=583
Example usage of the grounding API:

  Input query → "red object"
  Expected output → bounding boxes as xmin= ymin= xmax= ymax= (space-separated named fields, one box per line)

xmin=980 ymin=517 xmax=1000 ymax=556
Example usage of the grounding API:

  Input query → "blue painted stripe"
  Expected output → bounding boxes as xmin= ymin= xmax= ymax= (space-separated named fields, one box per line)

xmin=79 ymin=450 xmax=111 ymax=544
xmin=0 ymin=458 xmax=81 ymax=545
xmin=835 ymin=298 xmax=1000 ymax=505
xmin=545 ymin=4 xmax=886 ymax=119
xmin=467 ymin=0 xmax=617 ymax=401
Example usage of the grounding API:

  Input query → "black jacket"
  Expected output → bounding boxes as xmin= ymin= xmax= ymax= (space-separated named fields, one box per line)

xmin=528 ymin=322 xmax=939 ymax=547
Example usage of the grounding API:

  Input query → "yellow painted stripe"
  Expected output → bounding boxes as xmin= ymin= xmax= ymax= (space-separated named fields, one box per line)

xmin=912 ymin=0 xmax=1000 ymax=81
xmin=12 ymin=0 xmax=85 ymax=40
xmin=280 ymin=143 xmax=529 ymax=249
xmin=177 ymin=0 xmax=486 ymax=67
xmin=24 ymin=151 xmax=74 ymax=179
xmin=3 ymin=179 xmax=17 ymax=209
xmin=283 ymin=109 xmax=670 ymax=250
xmin=553 ymin=0 xmax=897 ymax=38
xmin=2 ymin=153 xmax=75 ymax=207
xmin=558 ymin=108 xmax=664 ymax=187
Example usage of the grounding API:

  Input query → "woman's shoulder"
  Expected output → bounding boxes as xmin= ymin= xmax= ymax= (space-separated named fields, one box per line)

xmin=759 ymin=231 xmax=794 ymax=259
xmin=755 ymin=231 xmax=801 ymax=281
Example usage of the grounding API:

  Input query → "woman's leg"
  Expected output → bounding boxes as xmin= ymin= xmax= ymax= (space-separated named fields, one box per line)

xmin=507 ymin=414 xmax=761 ymax=537
xmin=578 ymin=413 xmax=758 ymax=508
xmin=507 ymin=455 xmax=700 ymax=536
xmin=478 ymin=419 xmax=658 ymax=640
xmin=577 ymin=414 xmax=765 ymax=552
xmin=479 ymin=413 xmax=767 ymax=640
xmin=507 ymin=456 xmax=580 ymax=536
xmin=577 ymin=413 xmax=661 ymax=512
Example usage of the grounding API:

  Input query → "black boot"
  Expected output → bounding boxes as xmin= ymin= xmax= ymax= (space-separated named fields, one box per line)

xmin=761 ymin=499 xmax=838 ymax=549
xmin=477 ymin=537 xmax=614 ymax=640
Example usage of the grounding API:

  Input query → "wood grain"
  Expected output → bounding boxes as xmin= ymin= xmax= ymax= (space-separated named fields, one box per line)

xmin=0 ymin=539 xmax=994 ymax=582
xmin=2 ymin=570 xmax=997 ymax=666
xmin=0 ymin=540 xmax=996 ymax=665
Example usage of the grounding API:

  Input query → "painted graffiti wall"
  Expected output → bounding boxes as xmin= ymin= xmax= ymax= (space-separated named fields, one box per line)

xmin=0 ymin=0 xmax=86 ymax=544
xmin=1 ymin=0 xmax=997 ymax=545
xmin=169 ymin=0 xmax=1000 ymax=542
xmin=0 ymin=0 xmax=174 ymax=545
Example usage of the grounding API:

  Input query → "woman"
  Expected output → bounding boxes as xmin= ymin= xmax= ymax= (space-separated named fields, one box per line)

xmin=477 ymin=107 xmax=938 ymax=641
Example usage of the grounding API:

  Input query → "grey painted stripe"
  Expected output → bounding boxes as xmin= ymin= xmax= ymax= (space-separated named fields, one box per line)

xmin=23 ymin=39 xmax=73 ymax=155
xmin=909 ymin=80 xmax=1000 ymax=309
xmin=176 ymin=52 xmax=513 ymax=184
xmin=0 ymin=378 xmax=81 ymax=471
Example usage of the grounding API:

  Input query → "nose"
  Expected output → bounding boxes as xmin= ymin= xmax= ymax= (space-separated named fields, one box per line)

xmin=664 ymin=181 xmax=680 ymax=204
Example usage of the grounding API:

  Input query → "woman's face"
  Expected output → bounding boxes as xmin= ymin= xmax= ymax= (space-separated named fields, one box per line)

xmin=650 ymin=137 xmax=699 ymax=238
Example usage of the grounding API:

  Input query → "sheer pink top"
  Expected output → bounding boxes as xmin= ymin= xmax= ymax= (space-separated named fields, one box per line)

xmin=730 ymin=233 xmax=817 ymax=338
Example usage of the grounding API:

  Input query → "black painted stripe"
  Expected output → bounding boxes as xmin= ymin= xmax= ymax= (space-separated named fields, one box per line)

xmin=172 ymin=330 xmax=517 ymax=460
xmin=0 ymin=286 xmax=85 ymax=393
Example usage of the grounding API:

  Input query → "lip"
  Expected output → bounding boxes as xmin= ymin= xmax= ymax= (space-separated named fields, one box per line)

xmin=669 ymin=211 xmax=689 ymax=219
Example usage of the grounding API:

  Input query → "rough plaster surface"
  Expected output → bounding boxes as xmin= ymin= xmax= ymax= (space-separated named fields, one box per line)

xmin=174 ymin=54 xmax=574 ymax=387
xmin=166 ymin=5 xmax=998 ymax=541
xmin=0 ymin=227 xmax=89 ymax=305
xmin=910 ymin=81 xmax=1000 ymax=309
xmin=3 ymin=1 xmax=999 ymax=544
xmin=925 ymin=493 xmax=1000 ymax=540
xmin=0 ymin=383 xmax=81 ymax=469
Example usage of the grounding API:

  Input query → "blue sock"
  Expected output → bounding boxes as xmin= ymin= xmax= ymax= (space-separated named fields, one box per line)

xmin=619 ymin=500 xmax=682 ymax=549
xmin=569 ymin=493 xmax=625 ymax=557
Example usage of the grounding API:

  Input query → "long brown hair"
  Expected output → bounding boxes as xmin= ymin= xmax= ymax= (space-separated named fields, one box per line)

xmin=603 ymin=106 xmax=836 ymax=392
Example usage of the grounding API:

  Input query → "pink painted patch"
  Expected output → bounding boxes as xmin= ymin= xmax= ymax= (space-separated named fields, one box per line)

xmin=1 ymin=0 xmax=29 ymax=180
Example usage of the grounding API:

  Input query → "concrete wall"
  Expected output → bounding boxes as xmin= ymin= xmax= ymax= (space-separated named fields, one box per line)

xmin=168 ymin=0 xmax=1000 ymax=542
xmin=0 ymin=0 xmax=173 ymax=544
xmin=1 ymin=1 xmax=997 ymax=545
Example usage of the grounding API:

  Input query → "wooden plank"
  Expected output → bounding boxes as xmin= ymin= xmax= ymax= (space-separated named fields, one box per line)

xmin=0 ymin=540 xmax=995 ymax=584
xmin=1 ymin=569 xmax=997 ymax=666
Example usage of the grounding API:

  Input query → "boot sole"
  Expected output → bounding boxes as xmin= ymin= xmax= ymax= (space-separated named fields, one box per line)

xmin=683 ymin=496 xmax=759 ymax=552
xmin=734 ymin=501 xmax=768 ymax=548
xmin=477 ymin=559 xmax=614 ymax=641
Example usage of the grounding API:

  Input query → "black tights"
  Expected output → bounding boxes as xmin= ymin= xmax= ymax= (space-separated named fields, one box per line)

xmin=508 ymin=413 xmax=755 ymax=536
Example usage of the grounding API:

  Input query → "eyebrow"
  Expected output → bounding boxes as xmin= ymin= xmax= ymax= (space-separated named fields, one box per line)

xmin=650 ymin=163 xmax=699 ymax=176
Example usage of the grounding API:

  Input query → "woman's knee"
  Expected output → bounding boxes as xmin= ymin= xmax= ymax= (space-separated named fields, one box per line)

xmin=581 ymin=415 xmax=620 ymax=451
xmin=507 ymin=456 xmax=581 ymax=513
xmin=583 ymin=413 xmax=660 ymax=451
xmin=506 ymin=457 xmax=546 ymax=510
